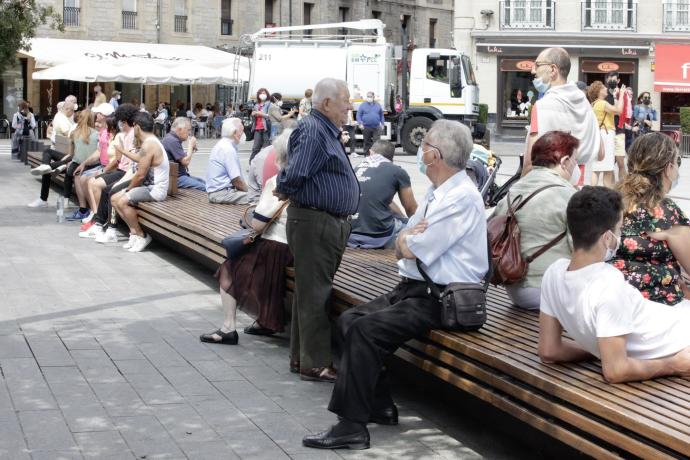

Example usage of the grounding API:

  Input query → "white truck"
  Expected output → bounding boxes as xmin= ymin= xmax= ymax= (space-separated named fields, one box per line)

xmin=248 ymin=19 xmax=480 ymax=154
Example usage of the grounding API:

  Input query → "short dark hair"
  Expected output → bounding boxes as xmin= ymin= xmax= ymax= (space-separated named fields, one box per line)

xmin=531 ymin=131 xmax=579 ymax=167
xmin=606 ymin=71 xmax=619 ymax=80
xmin=105 ymin=115 xmax=118 ymax=135
xmin=271 ymin=92 xmax=282 ymax=102
xmin=566 ymin=186 xmax=622 ymax=250
xmin=114 ymin=103 xmax=138 ymax=127
xmin=370 ymin=140 xmax=395 ymax=161
xmin=133 ymin=112 xmax=154 ymax=133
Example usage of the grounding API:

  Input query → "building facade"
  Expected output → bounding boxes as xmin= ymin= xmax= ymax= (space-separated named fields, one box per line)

xmin=454 ymin=0 xmax=690 ymax=136
xmin=1 ymin=0 xmax=452 ymax=121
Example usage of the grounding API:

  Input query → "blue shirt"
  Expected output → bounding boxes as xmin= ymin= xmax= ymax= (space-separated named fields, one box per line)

xmin=633 ymin=104 xmax=657 ymax=123
xmin=276 ymin=109 xmax=360 ymax=216
xmin=161 ymin=132 xmax=188 ymax=176
xmin=206 ymin=138 xmax=243 ymax=193
xmin=398 ymin=170 xmax=489 ymax=285
xmin=356 ymin=101 xmax=384 ymax=129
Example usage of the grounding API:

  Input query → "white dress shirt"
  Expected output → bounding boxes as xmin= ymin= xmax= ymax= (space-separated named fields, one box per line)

xmin=398 ymin=170 xmax=489 ymax=285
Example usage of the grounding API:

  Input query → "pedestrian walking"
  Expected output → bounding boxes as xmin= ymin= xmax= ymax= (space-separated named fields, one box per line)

xmin=250 ymin=88 xmax=271 ymax=162
xmin=356 ymin=91 xmax=384 ymax=155
xmin=275 ymin=78 xmax=359 ymax=382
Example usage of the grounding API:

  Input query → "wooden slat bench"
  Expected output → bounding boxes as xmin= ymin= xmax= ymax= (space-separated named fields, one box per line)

xmin=129 ymin=190 xmax=690 ymax=459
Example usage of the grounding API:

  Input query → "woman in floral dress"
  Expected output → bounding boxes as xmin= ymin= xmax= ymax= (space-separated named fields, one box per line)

xmin=611 ymin=133 xmax=689 ymax=305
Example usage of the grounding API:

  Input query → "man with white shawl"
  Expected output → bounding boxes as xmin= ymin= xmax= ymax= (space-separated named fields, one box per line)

xmin=523 ymin=47 xmax=603 ymax=182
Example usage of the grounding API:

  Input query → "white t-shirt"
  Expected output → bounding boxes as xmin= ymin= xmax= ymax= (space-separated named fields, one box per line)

xmin=255 ymin=175 xmax=287 ymax=245
xmin=540 ymin=259 xmax=690 ymax=360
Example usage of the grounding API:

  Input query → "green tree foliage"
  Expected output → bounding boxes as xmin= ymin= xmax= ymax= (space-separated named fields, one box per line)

xmin=680 ymin=107 xmax=690 ymax=135
xmin=0 ymin=1 xmax=63 ymax=75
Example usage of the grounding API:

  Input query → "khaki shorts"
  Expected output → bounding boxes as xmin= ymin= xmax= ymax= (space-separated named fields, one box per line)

xmin=614 ymin=133 xmax=626 ymax=157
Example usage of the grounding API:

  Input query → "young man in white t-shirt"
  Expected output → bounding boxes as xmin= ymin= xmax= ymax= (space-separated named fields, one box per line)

xmin=539 ymin=186 xmax=690 ymax=383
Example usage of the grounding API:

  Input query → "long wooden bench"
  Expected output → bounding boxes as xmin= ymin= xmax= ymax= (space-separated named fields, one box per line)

xmin=133 ymin=188 xmax=690 ymax=460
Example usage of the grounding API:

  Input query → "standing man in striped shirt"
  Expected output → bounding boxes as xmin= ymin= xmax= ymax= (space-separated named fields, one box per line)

xmin=275 ymin=78 xmax=360 ymax=382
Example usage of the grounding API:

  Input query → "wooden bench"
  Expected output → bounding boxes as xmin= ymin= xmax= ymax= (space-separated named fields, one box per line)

xmin=133 ymin=191 xmax=689 ymax=459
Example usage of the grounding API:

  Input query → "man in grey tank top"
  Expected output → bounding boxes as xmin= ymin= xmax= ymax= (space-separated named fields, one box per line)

xmin=111 ymin=112 xmax=170 ymax=253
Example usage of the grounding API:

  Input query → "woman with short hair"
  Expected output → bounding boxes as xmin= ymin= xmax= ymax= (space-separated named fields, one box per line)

xmin=491 ymin=131 xmax=579 ymax=309
xmin=611 ymin=133 xmax=689 ymax=306
xmin=200 ymin=128 xmax=295 ymax=344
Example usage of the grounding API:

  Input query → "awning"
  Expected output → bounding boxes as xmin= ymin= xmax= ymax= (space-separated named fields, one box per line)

xmin=654 ymin=44 xmax=690 ymax=93
xmin=22 ymin=38 xmax=249 ymax=85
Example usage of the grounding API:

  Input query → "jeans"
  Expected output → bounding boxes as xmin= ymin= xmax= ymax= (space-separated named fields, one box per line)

xmin=177 ymin=174 xmax=206 ymax=191
xmin=287 ymin=206 xmax=351 ymax=369
xmin=327 ymin=280 xmax=441 ymax=423
xmin=39 ymin=148 xmax=69 ymax=201
xmin=250 ymin=129 xmax=269 ymax=163
xmin=362 ymin=127 xmax=381 ymax=155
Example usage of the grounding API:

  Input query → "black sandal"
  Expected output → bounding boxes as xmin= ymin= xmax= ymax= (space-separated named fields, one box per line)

xmin=200 ymin=329 xmax=238 ymax=345
xmin=244 ymin=321 xmax=275 ymax=337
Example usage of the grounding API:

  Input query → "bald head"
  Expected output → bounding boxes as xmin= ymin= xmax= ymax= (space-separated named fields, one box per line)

xmin=312 ymin=78 xmax=351 ymax=128
xmin=538 ymin=47 xmax=570 ymax=80
xmin=312 ymin=78 xmax=348 ymax=108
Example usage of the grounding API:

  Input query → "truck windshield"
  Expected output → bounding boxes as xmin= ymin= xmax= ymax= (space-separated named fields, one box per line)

xmin=462 ymin=55 xmax=477 ymax=86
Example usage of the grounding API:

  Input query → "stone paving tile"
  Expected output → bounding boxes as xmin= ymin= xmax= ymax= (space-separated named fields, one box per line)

xmin=156 ymin=365 xmax=222 ymax=397
xmin=29 ymin=450 xmax=84 ymax=460
xmin=189 ymin=359 xmax=246 ymax=382
xmin=0 ymin=411 xmax=30 ymax=454
xmin=151 ymin=403 xmax=224 ymax=444
xmin=122 ymin=371 xmax=184 ymax=405
xmin=176 ymin=440 xmax=241 ymax=460
xmin=213 ymin=380 xmax=286 ymax=417
xmin=1 ymin=358 xmax=57 ymax=411
xmin=73 ymin=431 xmax=135 ymax=459
xmin=25 ymin=335 xmax=75 ymax=367
xmin=0 ymin=335 xmax=33 ymax=359
xmin=17 ymin=409 xmax=77 ymax=451
xmin=112 ymin=415 xmax=186 ymax=459
xmin=222 ymin=428 xmax=291 ymax=460
xmin=186 ymin=396 xmax=258 ymax=434
xmin=249 ymin=412 xmax=314 ymax=455
xmin=89 ymin=382 xmax=151 ymax=417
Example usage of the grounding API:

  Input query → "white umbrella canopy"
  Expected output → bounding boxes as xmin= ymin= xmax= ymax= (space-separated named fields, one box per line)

xmin=32 ymin=59 xmax=198 ymax=85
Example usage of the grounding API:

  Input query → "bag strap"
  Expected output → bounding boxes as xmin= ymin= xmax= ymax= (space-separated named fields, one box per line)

xmin=511 ymin=184 xmax=563 ymax=214
xmin=525 ymin=231 xmax=567 ymax=264
xmin=255 ymin=200 xmax=290 ymax=237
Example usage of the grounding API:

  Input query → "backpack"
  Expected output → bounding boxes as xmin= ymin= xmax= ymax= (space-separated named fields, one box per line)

xmin=487 ymin=184 xmax=566 ymax=285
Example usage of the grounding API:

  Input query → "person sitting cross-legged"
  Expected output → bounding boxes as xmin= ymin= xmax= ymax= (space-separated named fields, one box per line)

xmin=206 ymin=118 xmax=250 ymax=205
xmin=111 ymin=112 xmax=169 ymax=253
xmin=302 ymin=120 xmax=489 ymax=450
xmin=162 ymin=117 xmax=206 ymax=191
xmin=348 ymin=140 xmax=417 ymax=249
xmin=199 ymin=128 xmax=295 ymax=345
xmin=538 ymin=186 xmax=690 ymax=383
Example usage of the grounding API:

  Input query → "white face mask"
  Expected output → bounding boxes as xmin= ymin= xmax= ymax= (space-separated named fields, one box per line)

xmin=276 ymin=100 xmax=283 ymax=107
xmin=73 ymin=103 xmax=79 ymax=111
xmin=259 ymin=94 xmax=267 ymax=101
xmin=366 ymin=97 xmax=374 ymax=103
xmin=562 ymin=157 xmax=580 ymax=185
xmin=604 ymin=230 xmax=620 ymax=261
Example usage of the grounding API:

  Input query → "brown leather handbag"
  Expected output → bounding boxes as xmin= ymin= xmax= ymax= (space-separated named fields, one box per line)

xmin=488 ymin=184 xmax=566 ymax=285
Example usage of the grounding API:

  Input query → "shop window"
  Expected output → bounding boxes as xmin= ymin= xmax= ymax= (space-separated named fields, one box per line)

xmin=426 ymin=56 xmax=449 ymax=83
xmin=503 ymin=71 xmax=536 ymax=119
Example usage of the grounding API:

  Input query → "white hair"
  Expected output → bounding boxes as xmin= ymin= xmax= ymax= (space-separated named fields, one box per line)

xmin=221 ymin=117 xmax=243 ymax=138
xmin=427 ymin=120 xmax=473 ymax=170
xmin=312 ymin=78 xmax=347 ymax=107
xmin=171 ymin=117 xmax=191 ymax=130
xmin=56 ymin=101 xmax=64 ymax=111
xmin=273 ymin=128 xmax=293 ymax=169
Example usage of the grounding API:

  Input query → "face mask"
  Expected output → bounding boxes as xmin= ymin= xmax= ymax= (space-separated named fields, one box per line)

xmin=117 ymin=121 xmax=125 ymax=131
xmin=604 ymin=230 xmax=620 ymax=261
xmin=417 ymin=146 xmax=434 ymax=175
xmin=259 ymin=94 xmax=267 ymax=101
xmin=565 ymin=159 xmax=581 ymax=185
xmin=74 ymin=103 xmax=79 ymax=110
xmin=117 ymin=95 xmax=121 ymax=100
xmin=643 ymin=99 xmax=650 ymax=105
xmin=367 ymin=97 xmax=374 ymax=103
xmin=672 ymin=173 xmax=680 ymax=190
xmin=276 ymin=100 xmax=283 ymax=107
xmin=532 ymin=77 xmax=550 ymax=94
xmin=234 ymin=132 xmax=246 ymax=145
xmin=607 ymin=81 xmax=618 ymax=90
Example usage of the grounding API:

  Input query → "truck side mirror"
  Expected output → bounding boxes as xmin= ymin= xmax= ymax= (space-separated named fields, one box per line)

xmin=450 ymin=66 xmax=463 ymax=97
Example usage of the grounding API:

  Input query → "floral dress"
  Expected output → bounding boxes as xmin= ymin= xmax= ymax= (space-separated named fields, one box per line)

xmin=609 ymin=199 xmax=690 ymax=305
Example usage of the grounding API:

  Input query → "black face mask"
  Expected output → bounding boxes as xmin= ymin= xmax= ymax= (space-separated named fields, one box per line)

xmin=643 ymin=99 xmax=650 ymax=105
xmin=607 ymin=81 xmax=618 ymax=89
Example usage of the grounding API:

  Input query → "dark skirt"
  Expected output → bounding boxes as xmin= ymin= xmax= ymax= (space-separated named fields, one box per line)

xmin=215 ymin=238 xmax=293 ymax=333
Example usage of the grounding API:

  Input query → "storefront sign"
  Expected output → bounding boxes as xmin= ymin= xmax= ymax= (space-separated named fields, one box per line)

xmin=500 ymin=59 xmax=535 ymax=72
xmin=621 ymin=48 xmax=638 ymax=56
xmin=581 ymin=60 xmax=635 ymax=74
xmin=654 ymin=44 xmax=690 ymax=93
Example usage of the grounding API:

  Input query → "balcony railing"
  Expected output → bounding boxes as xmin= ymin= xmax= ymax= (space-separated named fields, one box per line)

xmin=63 ymin=6 xmax=80 ymax=27
xmin=664 ymin=1 xmax=690 ymax=32
xmin=221 ymin=18 xmax=233 ymax=35
xmin=581 ymin=1 xmax=637 ymax=31
xmin=174 ymin=15 xmax=188 ymax=33
xmin=122 ymin=11 xmax=137 ymax=29
xmin=500 ymin=1 xmax=555 ymax=29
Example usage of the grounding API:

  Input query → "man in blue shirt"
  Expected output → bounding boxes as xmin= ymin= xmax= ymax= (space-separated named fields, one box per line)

xmin=275 ymin=78 xmax=359 ymax=383
xmin=206 ymin=118 xmax=250 ymax=204
xmin=356 ymin=91 xmax=384 ymax=155
xmin=303 ymin=120 xmax=489 ymax=450
xmin=161 ymin=117 xmax=206 ymax=191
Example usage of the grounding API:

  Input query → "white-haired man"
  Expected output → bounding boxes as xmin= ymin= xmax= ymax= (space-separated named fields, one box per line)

xmin=303 ymin=120 xmax=489 ymax=450
xmin=162 ymin=117 xmax=205 ymax=191
xmin=206 ymin=118 xmax=250 ymax=204
xmin=275 ymin=78 xmax=359 ymax=382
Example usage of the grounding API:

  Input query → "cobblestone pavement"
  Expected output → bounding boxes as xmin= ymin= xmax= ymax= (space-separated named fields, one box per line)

xmin=0 ymin=148 xmax=547 ymax=459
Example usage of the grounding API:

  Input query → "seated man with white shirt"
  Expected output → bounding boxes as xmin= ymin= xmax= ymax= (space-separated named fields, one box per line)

xmin=206 ymin=118 xmax=250 ymax=205
xmin=303 ymin=120 xmax=489 ymax=450
xmin=539 ymin=186 xmax=690 ymax=383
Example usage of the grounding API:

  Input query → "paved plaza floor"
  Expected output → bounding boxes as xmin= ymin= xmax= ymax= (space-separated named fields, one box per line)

xmin=0 ymin=142 xmax=570 ymax=459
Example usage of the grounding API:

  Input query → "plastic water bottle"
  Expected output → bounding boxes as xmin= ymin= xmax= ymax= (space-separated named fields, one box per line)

xmin=56 ymin=196 xmax=65 ymax=223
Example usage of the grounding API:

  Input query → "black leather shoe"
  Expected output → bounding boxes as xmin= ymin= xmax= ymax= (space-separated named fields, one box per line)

xmin=199 ymin=329 xmax=238 ymax=345
xmin=302 ymin=425 xmax=370 ymax=450
xmin=300 ymin=366 xmax=337 ymax=383
xmin=244 ymin=322 xmax=275 ymax=336
xmin=289 ymin=360 xmax=300 ymax=373
xmin=369 ymin=404 xmax=398 ymax=425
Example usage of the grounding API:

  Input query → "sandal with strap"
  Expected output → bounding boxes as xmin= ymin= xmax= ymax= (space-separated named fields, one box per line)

xmin=200 ymin=329 xmax=239 ymax=345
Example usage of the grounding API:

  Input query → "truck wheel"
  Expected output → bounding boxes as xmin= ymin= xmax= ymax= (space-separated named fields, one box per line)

xmin=401 ymin=117 xmax=432 ymax=155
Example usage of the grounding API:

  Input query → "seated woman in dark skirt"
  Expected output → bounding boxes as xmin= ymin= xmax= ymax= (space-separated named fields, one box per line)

xmin=200 ymin=128 xmax=294 ymax=344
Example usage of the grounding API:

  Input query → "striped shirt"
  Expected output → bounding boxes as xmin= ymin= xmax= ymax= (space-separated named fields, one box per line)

xmin=276 ymin=109 xmax=360 ymax=216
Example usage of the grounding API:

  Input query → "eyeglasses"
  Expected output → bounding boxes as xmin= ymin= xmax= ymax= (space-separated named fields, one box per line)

xmin=534 ymin=61 xmax=557 ymax=70
xmin=422 ymin=141 xmax=444 ymax=159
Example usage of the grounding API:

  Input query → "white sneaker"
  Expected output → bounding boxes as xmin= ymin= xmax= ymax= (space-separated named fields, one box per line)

xmin=54 ymin=164 xmax=67 ymax=174
xmin=123 ymin=234 xmax=138 ymax=249
xmin=81 ymin=210 xmax=95 ymax=224
xmin=31 ymin=164 xmax=52 ymax=176
xmin=79 ymin=224 xmax=102 ymax=239
xmin=129 ymin=234 xmax=152 ymax=253
xmin=28 ymin=198 xmax=48 ymax=208
xmin=96 ymin=227 xmax=118 ymax=244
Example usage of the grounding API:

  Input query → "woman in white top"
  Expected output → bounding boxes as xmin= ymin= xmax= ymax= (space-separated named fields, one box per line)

xmin=200 ymin=128 xmax=294 ymax=345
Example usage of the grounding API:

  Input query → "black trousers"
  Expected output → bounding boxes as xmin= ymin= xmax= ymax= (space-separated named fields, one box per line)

xmin=362 ymin=127 xmax=381 ymax=155
xmin=95 ymin=179 xmax=130 ymax=227
xmin=39 ymin=148 xmax=69 ymax=201
xmin=343 ymin=125 xmax=356 ymax=155
xmin=250 ymin=129 xmax=269 ymax=162
xmin=328 ymin=280 xmax=441 ymax=424
xmin=62 ymin=162 xmax=79 ymax=200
